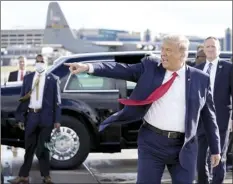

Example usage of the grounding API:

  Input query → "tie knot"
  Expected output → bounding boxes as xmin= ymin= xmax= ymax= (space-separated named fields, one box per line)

xmin=208 ymin=63 xmax=213 ymax=67
xmin=172 ymin=72 xmax=178 ymax=77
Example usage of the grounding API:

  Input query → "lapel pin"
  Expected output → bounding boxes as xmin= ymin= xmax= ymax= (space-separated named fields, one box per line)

xmin=47 ymin=76 xmax=50 ymax=79
xmin=219 ymin=65 xmax=222 ymax=68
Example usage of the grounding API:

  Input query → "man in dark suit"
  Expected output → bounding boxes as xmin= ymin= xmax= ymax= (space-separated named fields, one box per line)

xmin=8 ymin=54 xmax=61 ymax=184
xmin=196 ymin=36 xmax=233 ymax=184
xmin=64 ymin=34 xmax=221 ymax=184
xmin=7 ymin=56 xmax=30 ymax=153
xmin=8 ymin=56 xmax=30 ymax=82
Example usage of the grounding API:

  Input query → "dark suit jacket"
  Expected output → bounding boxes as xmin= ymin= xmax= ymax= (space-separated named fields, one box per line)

xmin=196 ymin=60 xmax=233 ymax=134
xmin=8 ymin=70 xmax=31 ymax=82
xmin=89 ymin=56 xmax=221 ymax=171
xmin=15 ymin=72 xmax=61 ymax=128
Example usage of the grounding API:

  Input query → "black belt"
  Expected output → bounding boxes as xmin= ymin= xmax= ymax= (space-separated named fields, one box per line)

xmin=142 ymin=120 xmax=185 ymax=139
xmin=28 ymin=108 xmax=42 ymax=113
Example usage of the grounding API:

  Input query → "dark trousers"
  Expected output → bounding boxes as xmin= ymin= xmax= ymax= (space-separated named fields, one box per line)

xmin=227 ymin=132 xmax=233 ymax=166
xmin=197 ymin=130 xmax=230 ymax=184
xmin=18 ymin=112 xmax=53 ymax=177
xmin=137 ymin=126 xmax=194 ymax=184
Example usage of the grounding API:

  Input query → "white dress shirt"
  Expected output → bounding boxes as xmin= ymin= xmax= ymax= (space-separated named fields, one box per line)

xmin=144 ymin=64 xmax=186 ymax=132
xmin=28 ymin=71 xmax=46 ymax=109
xmin=17 ymin=70 xmax=26 ymax=81
xmin=88 ymin=63 xmax=186 ymax=133
xmin=203 ymin=58 xmax=219 ymax=96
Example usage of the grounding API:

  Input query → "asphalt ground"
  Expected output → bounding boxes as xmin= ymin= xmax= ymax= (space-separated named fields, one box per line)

xmin=1 ymin=146 xmax=232 ymax=184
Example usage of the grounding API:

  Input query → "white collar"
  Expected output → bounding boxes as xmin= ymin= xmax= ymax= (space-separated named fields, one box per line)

xmin=166 ymin=64 xmax=186 ymax=77
xmin=206 ymin=57 xmax=219 ymax=66
xmin=35 ymin=70 xmax=46 ymax=76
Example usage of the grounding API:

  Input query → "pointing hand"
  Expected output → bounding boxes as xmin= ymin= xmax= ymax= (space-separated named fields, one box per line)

xmin=64 ymin=62 xmax=89 ymax=74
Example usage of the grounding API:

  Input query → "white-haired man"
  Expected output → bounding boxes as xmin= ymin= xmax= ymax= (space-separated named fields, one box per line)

xmin=64 ymin=34 xmax=221 ymax=183
xmin=8 ymin=56 xmax=30 ymax=82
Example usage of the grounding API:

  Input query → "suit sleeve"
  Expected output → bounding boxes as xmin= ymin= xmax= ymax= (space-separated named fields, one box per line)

xmin=201 ymin=78 xmax=221 ymax=154
xmin=15 ymin=76 xmax=27 ymax=122
xmin=90 ymin=57 xmax=150 ymax=82
xmin=8 ymin=72 xmax=12 ymax=82
xmin=20 ymin=76 xmax=26 ymax=97
xmin=54 ymin=77 xmax=61 ymax=123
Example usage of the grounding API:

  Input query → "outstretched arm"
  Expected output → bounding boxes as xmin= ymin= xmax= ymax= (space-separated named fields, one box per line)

xmin=88 ymin=61 xmax=144 ymax=82
xmin=64 ymin=56 xmax=156 ymax=82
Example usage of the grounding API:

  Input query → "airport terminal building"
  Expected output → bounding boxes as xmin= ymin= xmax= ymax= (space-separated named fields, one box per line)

xmin=1 ymin=28 xmax=141 ymax=48
xmin=1 ymin=27 xmax=232 ymax=51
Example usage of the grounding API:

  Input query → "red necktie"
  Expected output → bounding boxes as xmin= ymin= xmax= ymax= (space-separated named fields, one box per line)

xmin=118 ymin=72 xmax=178 ymax=106
xmin=20 ymin=71 xmax=24 ymax=81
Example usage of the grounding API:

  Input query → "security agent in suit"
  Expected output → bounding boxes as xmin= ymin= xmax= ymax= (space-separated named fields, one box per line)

xmin=196 ymin=37 xmax=233 ymax=184
xmin=64 ymin=34 xmax=221 ymax=184
xmin=8 ymin=54 xmax=61 ymax=184
xmin=8 ymin=56 xmax=31 ymax=82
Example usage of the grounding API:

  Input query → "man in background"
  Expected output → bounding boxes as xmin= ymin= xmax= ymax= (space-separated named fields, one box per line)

xmin=197 ymin=44 xmax=204 ymax=52
xmin=196 ymin=36 xmax=233 ymax=184
xmin=195 ymin=49 xmax=206 ymax=65
xmin=7 ymin=56 xmax=31 ymax=151
xmin=8 ymin=54 xmax=61 ymax=184
xmin=8 ymin=56 xmax=30 ymax=82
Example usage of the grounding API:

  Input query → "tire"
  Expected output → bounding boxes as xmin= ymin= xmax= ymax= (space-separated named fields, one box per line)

xmin=50 ymin=115 xmax=91 ymax=169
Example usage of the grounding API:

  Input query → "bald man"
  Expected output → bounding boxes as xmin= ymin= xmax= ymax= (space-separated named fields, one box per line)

xmin=8 ymin=56 xmax=30 ymax=82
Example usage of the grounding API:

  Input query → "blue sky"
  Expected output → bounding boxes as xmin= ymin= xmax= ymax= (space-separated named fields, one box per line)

xmin=1 ymin=1 xmax=232 ymax=38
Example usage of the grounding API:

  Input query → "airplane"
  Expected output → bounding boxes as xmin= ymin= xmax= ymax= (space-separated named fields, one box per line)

xmin=43 ymin=2 xmax=202 ymax=54
xmin=43 ymin=2 xmax=166 ymax=53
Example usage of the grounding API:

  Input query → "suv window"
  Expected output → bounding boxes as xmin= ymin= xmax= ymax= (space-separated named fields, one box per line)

xmin=127 ymin=81 xmax=137 ymax=89
xmin=65 ymin=73 xmax=115 ymax=90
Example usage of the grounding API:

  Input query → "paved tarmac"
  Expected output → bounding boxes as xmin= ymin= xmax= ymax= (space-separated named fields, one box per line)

xmin=1 ymin=146 xmax=232 ymax=183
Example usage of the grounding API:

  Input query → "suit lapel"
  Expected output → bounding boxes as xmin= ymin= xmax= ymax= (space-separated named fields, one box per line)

xmin=27 ymin=72 xmax=35 ymax=92
xmin=185 ymin=66 xmax=191 ymax=137
xmin=198 ymin=62 xmax=206 ymax=71
xmin=44 ymin=73 xmax=50 ymax=92
xmin=154 ymin=63 xmax=166 ymax=87
xmin=213 ymin=60 xmax=223 ymax=96
xmin=16 ymin=71 xmax=19 ymax=80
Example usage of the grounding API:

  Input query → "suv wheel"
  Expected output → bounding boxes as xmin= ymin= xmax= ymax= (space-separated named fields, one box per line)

xmin=50 ymin=115 xmax=90 ymax=169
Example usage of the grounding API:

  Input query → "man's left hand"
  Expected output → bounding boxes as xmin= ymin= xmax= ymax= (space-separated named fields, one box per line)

xmin=54 ymin=122 xmax=61 ymax=131
xmin=211 ymin=154 xmax=221 ymax=167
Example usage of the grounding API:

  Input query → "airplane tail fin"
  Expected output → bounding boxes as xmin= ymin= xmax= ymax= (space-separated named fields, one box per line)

xmin=43 ymin=2 xmax=109 ymax=53
xmin=43 ymin=2 xmax=76 ymax=45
